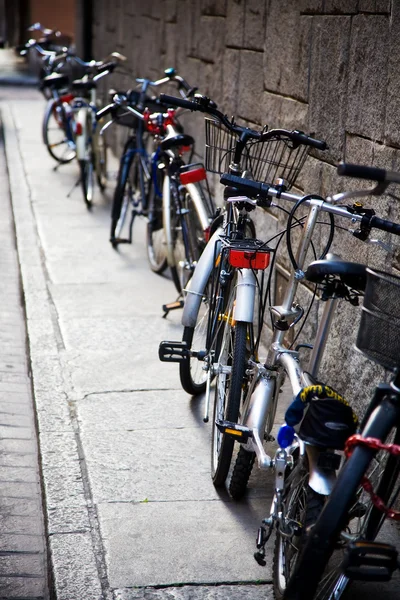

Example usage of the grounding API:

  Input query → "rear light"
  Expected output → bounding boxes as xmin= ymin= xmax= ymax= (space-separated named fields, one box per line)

xmin=228 ymin=249 xmax=270 ymax=270
xmin=60 ymin=93 xmax=74 ymax=104
xmin=75 ymin=122 xmax=83 ymax=136
xmin=180 ymin=165 xmax=207 ymax=185
xmin=179 ymin=145 xmax=192 ymax=155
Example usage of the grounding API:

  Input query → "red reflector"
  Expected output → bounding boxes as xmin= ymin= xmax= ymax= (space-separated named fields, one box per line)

xmin=228 ymin=249 xmax=270 ymax=270
xmin=75 ymin=122 xmax=83 ymax=135
xmin=204 ymin=226 xmax=211 ymax=242
xmin=61 ymin=93 xmax=74 ymax=104
xmin=180 ymin=167 xmax=207 ymax=185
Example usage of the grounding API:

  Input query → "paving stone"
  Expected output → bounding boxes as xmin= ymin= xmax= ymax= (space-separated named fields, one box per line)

xmin=113 ymin=585 xmax=274 ymax=600
xmin=0 ymin=575 xmax=46 ymax=599
xmin=49 ymin=533 xmax=103 ymax=600
xmin=0 ymin=533 xmax=44 ymax=553
xmin=99 ymin=500 xmax=271 ymax=587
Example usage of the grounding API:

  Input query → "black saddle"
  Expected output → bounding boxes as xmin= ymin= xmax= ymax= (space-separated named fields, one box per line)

xmin=306 ymin=253 xmax=367 ymax=292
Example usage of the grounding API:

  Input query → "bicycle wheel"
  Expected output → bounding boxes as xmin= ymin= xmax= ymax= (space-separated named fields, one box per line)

xmin=42 ymin=98 xmax=76 ymax=163
xmin=168 ymin=181 xmax=205 ymax=294
xmin=79 ymin=157 xmax=94 ymax=209
xmin=110 ymin=138 xmax=137 ymax=245
xmin=211 ymin=309 xmax=249 ymax=487
xmin=146 ymin=164 xmax=167 ymax=273
xmin=229 ymin=445 xmax=256 ymax=499
xmin=273 ymin=455 xmax=326 ymax=600
xmin=285 ymin=419 xmax=400 ymax=600
xmin=95 ymin=128 xmax=108 ymax=191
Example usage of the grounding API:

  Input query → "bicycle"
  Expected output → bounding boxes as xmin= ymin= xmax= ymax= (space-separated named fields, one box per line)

xmin=98 ymin=70 xmax=215 ymax=293
xmin=158 ymin=92 xmax=326 ymax=486
xmin=275 ymin=163 xmax=400 ymax=600
xmin=211 ymin=165 xmax=400 ymax=599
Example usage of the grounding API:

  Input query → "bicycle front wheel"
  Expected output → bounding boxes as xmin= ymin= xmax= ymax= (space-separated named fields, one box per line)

xmin=95 ymin=128 xmax=108 ymax=191
xmin=79 ymin=157 xmax=94 ymax=209
xmin=273 ymin=456 xmax=325 ymax=600
xmin=110 ymin=139 xmax=137 ymax=245
xmin=211 ymin=314 xmax=248 ymax=487
xmin=166 ymin=180 xmax=205 ymax=294
xmin=42 ymin=98 xmax=76 ymax=163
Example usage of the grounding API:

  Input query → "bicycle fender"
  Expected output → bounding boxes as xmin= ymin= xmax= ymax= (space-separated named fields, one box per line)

xmin=306 ymin=444 xmax=337 ymax=496
xmin=181 ymin=227 xmax=223 ymax=328
xmin=162 ymin=175 xmax=174 ymax=267
xmin=75 ymin=107 xmax=88 ymax=160
xmin=185 ymin=182 xmax=211 ymax=231
xmin=234 ymin=268 xmax=257 ymax=323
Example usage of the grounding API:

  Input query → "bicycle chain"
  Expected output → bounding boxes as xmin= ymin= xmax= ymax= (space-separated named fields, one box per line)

xmin=345 ymin=434 xmax=400 ymax=521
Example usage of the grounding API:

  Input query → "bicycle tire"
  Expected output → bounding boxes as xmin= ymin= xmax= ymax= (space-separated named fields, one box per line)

xmin=146 ymin=165 xmax=167 ymax=273
xmin=285 ymin=402 xmax=400 ymax=600
xmin=229 ymin=446 xmax=256 ymax=499
xmin=110 ymin=138 xmax=136 ymax=244
xmin=95 ymin=129 xmax=108 ymax=191
xmin=273 ymin=456 xmax=326 ymax=600
xmin=42 ymin=98 xmax=76 ymax=163
xmin=168 ymin=181 xmax=206 ymax=294
xmin=212 ymin=317 xmax=248 ymax=487
xmin=79 ymin=157 xmax=94 ymax=209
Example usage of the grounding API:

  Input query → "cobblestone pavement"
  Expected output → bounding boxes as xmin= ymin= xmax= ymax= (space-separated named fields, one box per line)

xmin=0 ymin=105 xmax=49 ymax=597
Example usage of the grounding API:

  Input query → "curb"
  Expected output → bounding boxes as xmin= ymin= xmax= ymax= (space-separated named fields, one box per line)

xmin=1 ymin=103 xmax=106 ymax=600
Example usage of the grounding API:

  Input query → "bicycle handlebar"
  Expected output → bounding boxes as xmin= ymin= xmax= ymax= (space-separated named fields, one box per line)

xmin=220 ymin=172 xmax=400 ymax=237
xmin=338 ymin=162 xmax=400 ymax=185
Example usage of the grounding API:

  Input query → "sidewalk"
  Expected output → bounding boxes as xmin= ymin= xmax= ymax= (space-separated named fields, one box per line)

xmin=1 ymin=58 xmax=399 ymax=600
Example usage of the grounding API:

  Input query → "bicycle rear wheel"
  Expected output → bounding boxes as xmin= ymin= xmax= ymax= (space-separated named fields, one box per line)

xmin=79 ymin=156 xmax=94 ymax=209
xmin=285 ymin=403 xmax=400 ymax=600
xmin=110 ymin=138 xmax=137 ymax=245
xmin=42 ymin=98 xmax=76 ymax=163
xmin=146 ymin=164 xmax=167 ymax=273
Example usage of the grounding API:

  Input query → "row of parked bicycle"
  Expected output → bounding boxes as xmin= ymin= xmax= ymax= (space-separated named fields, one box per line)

xmin=22 ymin=23 xmax=400 ymax=600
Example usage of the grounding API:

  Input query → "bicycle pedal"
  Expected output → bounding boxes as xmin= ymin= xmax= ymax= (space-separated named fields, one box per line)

xmin=342 ymin=541 xmax=399 ymax=582
xmin=110 ymin=237 xmax=131 ymax=247
xmin=216 ymin=420 xmax=252 ymax=443
xmin=162 ymin=300 xmax=184 ymax=318
xmin=158 ymin=340 xmax=189 ymax=363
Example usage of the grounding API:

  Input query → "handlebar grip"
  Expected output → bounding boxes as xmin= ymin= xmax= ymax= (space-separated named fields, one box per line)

xmin=369 ymin=215 xmax=400 ymax=236
xmin=159 ymin=94 xmax=201 ymax=111
xmin=293 ymin=131 xmax=327 ymax=151
xmin=337 ymin=163 xmax=386 ymax=182
xmin=220 ymin=173 xmax=270 ymax=199
xmin=97 ymin=61 xmax=117 ymax=73
xmin=96 ymin=103 xmax=115 ymax=120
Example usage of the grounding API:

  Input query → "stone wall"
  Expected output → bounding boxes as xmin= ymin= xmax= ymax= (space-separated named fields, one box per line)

xmin=89 ymin=0 xmax=400 ymax=413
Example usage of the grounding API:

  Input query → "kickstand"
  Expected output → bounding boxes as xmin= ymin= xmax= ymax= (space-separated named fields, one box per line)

xmin=162 ymin=294 xmax=184 ymax=318
xmin=66 ymin=176 xmax=81 ymax=198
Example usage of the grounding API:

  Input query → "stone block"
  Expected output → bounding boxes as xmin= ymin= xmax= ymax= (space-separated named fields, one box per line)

xmin=323 ymin=0 xmax=358 ymax=12
xmin=164 ymin=0 xmax=178 ymax=22
xmin=346 ymin=14 xmax=390 ymax=142
xmin=201 ymin=0 xmax=227 ymax=16
xmin=261 ymin=91 xmax=308 ymax=132
xmin=264 ymin=2 xmax=311 ymax=102
xmin=226 ymin=0 xmax=245 ymax=47
xmin=114 ymin=585 xmax=274 ymax=600
xmin=222 ymin=47 xmax=241 ymax=117
xmin=308 ymin=16 xmax=351 ymax=163
xmin=243 ymin=0 xmax=266 ymax=50
xmin=385 ymin=2 xmax=400 ymax=145
xmin=359 ymin=0 xmax=391 ymax=12
xmin=238 ymin=49 xmax=264 ymax=124
xmin=193 ymin=15 xmax=226 ymax=64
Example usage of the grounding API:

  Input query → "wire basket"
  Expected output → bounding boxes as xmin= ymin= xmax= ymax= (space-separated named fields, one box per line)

xmin=356 ymin=268 xmax=400 ymax=370
xmin=204 ymin=118 xmax=310 ymax=190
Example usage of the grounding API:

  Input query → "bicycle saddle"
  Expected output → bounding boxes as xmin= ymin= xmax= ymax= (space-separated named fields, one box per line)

xmin=160 ymin=133 xmax=194 ymax=151
xmin=42 ymin=73 xmax=69 ymax=89
xmin=306 ymin=253 xmax=367 ymax=291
